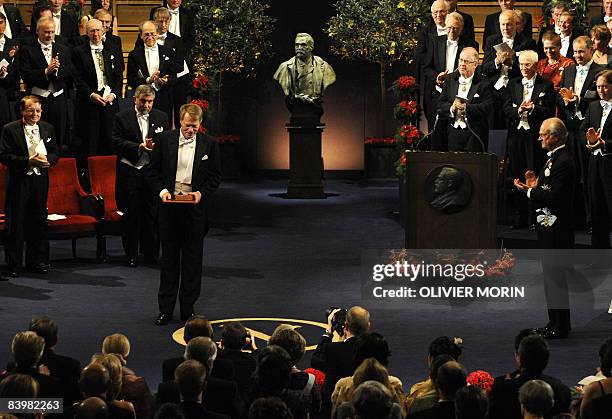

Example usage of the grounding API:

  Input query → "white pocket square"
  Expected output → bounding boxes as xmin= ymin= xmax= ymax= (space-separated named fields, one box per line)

xmin=155 ymin=127 xmax=163 ymax=133
xmin=202 ymin=155 xmax=208 ymax=161
xmin=46 ymin=137 xmax=52 ymax=143
xmin=164 ymin=56 xmax=170 ymax=61
xmin=474 ymin=93 xmax=480 ymax=98
xmin=512 ymin=103 xmax=518 ymax=107
xmin=539 ymin=92 xmax=545 ymax=97
xmin=110 ymin=55 xmax=114 ymax=60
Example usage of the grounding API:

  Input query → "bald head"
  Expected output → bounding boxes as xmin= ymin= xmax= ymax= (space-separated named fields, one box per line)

xmin=346 ymin=306 xmax=371 ymax=337
xmin=79 ymin=363 xmax=110 ymax=397
xmin=76 ymin=397 xmax=108 ymax=419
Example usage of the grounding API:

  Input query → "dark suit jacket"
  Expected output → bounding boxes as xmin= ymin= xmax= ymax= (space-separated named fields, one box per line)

xmin=590 ymin=13 xmax=611 ymax=27
xmin=0 ymin=35 xmax=20 ymax=101
xmin=56 ymin=9 xmax=80 ymax=45
xmin=437 ymin=69 xmax=493 ymax=150
xmin=19 ymin=41 xmax=74 ymax=94
xmin=482 ymin=32 xmax=537 ymax=80
xmin=503 ymin=75 xmax=555 ymax=131
xmin=557 ymin=63 xmax=604 ymax=127
xmin=157 ymin=378 xmax=240 ymax=418
xmin=423 ymin=35 xmax=479 ymax=93
xmin=149 ymin=130 xmax=221 ymax=233
xmin=1 ymin=4 xmax=27 ymax=41
xmin=127 ymin=44 xmax=180 ymax=91
xmin=489 ymin=372 xmax=571 ymax=419
xmin=455 ymin=9 xmax=475 ymax=42
xmin=40 ymin=349 xmax=81 ymax=404
xmin=0 ymin=120 xmax=59 ymax=178
xmin=112 ymin=108 xmax=169 ymax=165
xmin=77 ymin=33 xmax=124 ymax=55
xmin=581 ymin=99 xmax=612 ymax=152
xmin=179 ymin=401 xmax=229 ymax=419
xmin=311 ymin=336 xmax=358 ymax=400
xmin=484 ymin=10 xmax=533 ymax=43
xmin=411 ymin=400 xmax=455 ymax=419
xmin=530 ymin=146 xmax=575 ymax=248
xmin=72 ymin=42 xmax=123 ymax=101
xmin=1 ymin=366 xmax=65 ymax=399
xmin=216 ymin=348 xmax=257 ymax=400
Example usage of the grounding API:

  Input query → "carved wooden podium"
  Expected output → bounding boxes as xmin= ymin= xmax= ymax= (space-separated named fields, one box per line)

xmin=403 ymin=151 xmax=498 ymax=248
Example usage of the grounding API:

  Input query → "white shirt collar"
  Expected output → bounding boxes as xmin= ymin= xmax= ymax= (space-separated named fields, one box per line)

xmin=37 ymin=39 xmax=53 ymax=49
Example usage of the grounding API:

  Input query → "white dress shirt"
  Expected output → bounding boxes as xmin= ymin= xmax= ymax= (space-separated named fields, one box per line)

xmin=120 ymin=108 xmax=151 ymax=170
xmin=90 ymin=43 xmax=107 ymax=91
xmin=144 ymin=45 xmax=160 ymax=86
xmin=451 ymin=74 xmax=473 ymax=129
xmin=24 ymin=124 xmax=48 ymax=176
xmin=560 ymin=34 xmax=571 ymax=57
xmin=0 ymin=34 xmax=5 ymax=52
xmin=52 ymin=10 xmax=62 ymax=36
xmin=436 ymin=25 xmax=446 ymax=37
xmin=174 ymin=132 xmax=196 ymax=194
xmin=445 ymin=39 xmax=458 ymax=74
xmin=168 ymin=7 xmax=181 ymax=37
xmin=494 ymin=37 xmax=514 ymax=90
xmin=518 ymin=76 xmax=536 ymax=130
xmin=0 ymin=6 xmax=12 ymax=39
xmin=594 ymin=100 xmax=612 ymax=156
xmin=32 ymin=40 xmax=61 ymax=98
xmin=573 ymin=60 xmax=593 ymax=120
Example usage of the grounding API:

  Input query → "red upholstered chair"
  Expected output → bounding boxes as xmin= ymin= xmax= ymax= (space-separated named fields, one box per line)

xmin=87 ymin=155 xmax=121 ymax=260
xmin=47 ymin=158 xmax=100 ymax=259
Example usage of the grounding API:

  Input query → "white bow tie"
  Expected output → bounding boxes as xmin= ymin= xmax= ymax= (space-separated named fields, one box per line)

xmin=179 ymin=136 xmax=195 ymax=146
xmin=522 ymin=78 xmax=534 ymax=88
xmin=458 ymin=76 xmax=471 ymax=85
xmin=145 ymin=46 xmax=157 ymax=52
xmin=41 ymin=45 xmax=52 ymax=52
xmin=502 ymin=38 xmax=513 ymax=45
xmin=601 ymin=101 xmax=612 ymax=111
xmin=605 ymin=15 xmax=612 ymax=23
xmin=157 ymin=33 xmax=167 ymax=40
xmin=168 ymin=9 xmax=179 ymax=15
xmin=91 ymin=45 xmax=103 ymax=52
xmin=137 ymin=112 xmax=149 ymax=120
xmin=447 ymin=39 xmax=458 ymax=47
xmin=577 ymin=66 xmax=588 ymax=76
xmin=53 ymin=12 xmax=61 ymax=18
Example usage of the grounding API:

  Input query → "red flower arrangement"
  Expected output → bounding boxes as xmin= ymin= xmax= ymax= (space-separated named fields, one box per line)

xmin=304 ymin=368 xmax=326 ymax=388
xmin=391 ymin=75 xmax=419 ymax=98
xmin=364 ymin=137 xmax=395 ymax=145
xmin=191 ymin=99 xmax=210 ymax=113
xmin=397 ymin=76 xmax=416 ymax=90
xmin=192 ymin=74 xmax=209 ymax=97
xmin=467 ymin=370 xmax=494 ymax=394
xmin=398 ymin=100 xmax=418 ymax=117
xmin=216 ymin=135 xmax=241 ymax=144
xmin=398 ymin=124 xmax=420 ymax=145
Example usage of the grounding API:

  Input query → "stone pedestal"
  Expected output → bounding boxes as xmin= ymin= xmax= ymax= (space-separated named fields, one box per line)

xmin=285 ymin=124 xmax=325 ymax=198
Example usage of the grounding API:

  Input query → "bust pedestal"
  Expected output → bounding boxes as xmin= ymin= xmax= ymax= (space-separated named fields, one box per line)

xmin=282 ymin=101 xmax=326 ymax=198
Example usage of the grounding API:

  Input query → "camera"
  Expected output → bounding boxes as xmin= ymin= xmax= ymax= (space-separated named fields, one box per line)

xmin=325 ymin=307 xmax=347 ymax=337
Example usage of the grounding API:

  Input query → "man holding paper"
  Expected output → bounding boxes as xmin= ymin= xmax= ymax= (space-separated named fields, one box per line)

xmin=482 ymin=10 xmax=536 ymax=129
xmin=72 ymin=19 xmax=123 ymax=159
xmin=0 ymin=95 xmax=58 ymax=278
xmin=149 ymin=103 xmax=221 ymax=325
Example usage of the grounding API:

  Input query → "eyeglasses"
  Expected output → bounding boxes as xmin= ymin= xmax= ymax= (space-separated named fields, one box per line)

xmin=458 ymin=58 xmax=476 ymax=64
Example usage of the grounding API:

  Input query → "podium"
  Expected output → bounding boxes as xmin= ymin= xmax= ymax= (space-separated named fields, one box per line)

xmin=403 ymin=151 xmax=498 ymax=248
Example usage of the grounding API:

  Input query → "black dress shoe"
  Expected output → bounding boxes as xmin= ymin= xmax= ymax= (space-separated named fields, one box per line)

xmin=155 ymin=313 xmax=173 ymax=325
xmin=28 ymin=263 xmax=49 ymax=274
xmin=128 ymin=258 xmax=138 ymax=268
xmin=180 ymin=312 xmax=196 ymax=321
xmin=543 ymin=328 xmax=569 ymax=339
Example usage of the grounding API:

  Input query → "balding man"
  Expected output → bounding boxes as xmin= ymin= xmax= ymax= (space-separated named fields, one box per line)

xmin=515 ymin=118 xmax=575 ymax=338
xmin=437 ymin=47 xmax=492 ymax=151
xmin=423 ymin=12 xmax=478 ymax=135
xmin=19 ymin=16 xmax=74 ymax=152
xmin=312 ymin=306 xmax=371 ymax=414
xmin=483 ymin=0 xmax=532 ymax=43
xmin=446 ymin=0 xmax=475 ymax=42
xmin=417 ymin=0 xmax=450 ymax=74
xmin=75 ymin=397 xmax=109 ymax=419
xmin=72 ymin=18 xmax=123 ymax=160
xmin=504 ymin=50 xmax=555 ymax=228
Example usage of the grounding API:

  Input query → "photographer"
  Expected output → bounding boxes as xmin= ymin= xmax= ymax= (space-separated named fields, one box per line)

xmin=311 ymin=306 xmax=371 ymax=414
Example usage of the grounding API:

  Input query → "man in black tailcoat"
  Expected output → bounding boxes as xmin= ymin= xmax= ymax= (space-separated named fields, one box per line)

xmin=19 ymin=16 xmax=73 ymax=152
xmin=0 ymin=12 xmax=19 ymax=129
xmin=72 ymin=18 xmax=123 ymax=159
xmin=149 ymin=103 xmax=221 ymax=325
xmin=0 ymin=95 xmax=58 ymax=278
xmin=504 ymin=50 xmax=555 ymax=228
xmin=483 ymin=0 xmax=532 ymax=43
xmin=514 ymin=118 xmax=575 ymax=339
xmin=113 ymin=84 xmax=169 ymax=267
xmin=437 ymin=47 xmax=492 ymax=151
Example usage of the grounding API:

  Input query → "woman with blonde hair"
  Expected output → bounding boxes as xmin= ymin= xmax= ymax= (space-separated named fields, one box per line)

xmin=102 ymin=333 xmax=154 ymax=419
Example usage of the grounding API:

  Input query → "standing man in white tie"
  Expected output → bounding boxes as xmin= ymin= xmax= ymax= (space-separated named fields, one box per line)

xmin=0 ymin=11 xmax=20 ymax=129
xmin=127 ymin=20 xmax=180 ymax=122
xmin=0 ymin=95 xmax=58 ymax=278
xmin=590 ymin=0 xmax=612 ymax=27
xmin=112 ymin=84 xmax=169 ymax=267
xmin=482 ymin=10 xmax=536 ymax=129
xmin=503 ymin=50 xmax=555 ymax=229
xmin=149 ymin=104 xmax=221 ymax=325
xmin=557 ymin=36 xmax=603 ymax=232
xmin=582 ymin=69 xmax=612 ymax=248
xmin=0 ymin=0 xmax=26 ymax=42
xmin=48 ymin=0 xmax=79 ymax=46
xmin=19 ymin=16 xmax=74 ymax=154
xmin=72 ymin=19 xmax=123 ymax=160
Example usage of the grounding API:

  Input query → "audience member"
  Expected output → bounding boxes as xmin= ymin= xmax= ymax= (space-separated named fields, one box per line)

xmin=536 ymin=31 xmax=575 ymax=93
xmin=410 ymin=361 xmax=467 ymax=419
xmin=483 ymin=0 xmax=533 ymax=45
xmin=217 ymin=321 xmax=257 ymax=401
xmin=340 ymin=380 xmax=402 ymax=419
xmin=174 ymin=359 xmax=229 ymax=419
xmin=75 ymin=396 xmax=110 ymax=419
xmin=455 ymin=386 xmax=489 ymax=419
xmin=591 ymin=25 xmax=612 ymax=66
xmin=154 ymin=403 xmax=186 ymax=419
xmin=0 ymin=11 xmax=18 ymax=129
xmin=79 ymin=362 xmax=136 ymax=419
xmin=102 ymin=333 xmax=154 ymax=419
xmin=519 ymin=380 xmax=555 ymax=419
xmin=580 ymin=343 xmax=612 ymax=416
xmin=248 ymin=397 xmax=294 ymax=419
xmin=0 ymin=373 xmax=39 ymax=398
